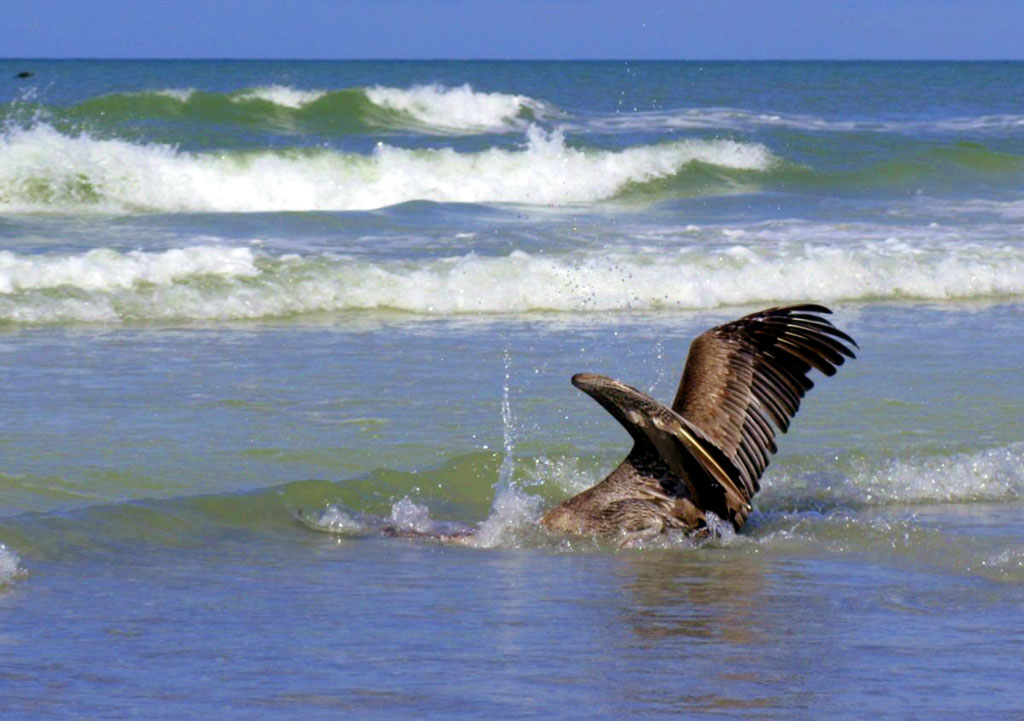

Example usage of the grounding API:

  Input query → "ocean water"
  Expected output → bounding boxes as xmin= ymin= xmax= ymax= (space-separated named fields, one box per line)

xmin=1 ymin=60 xmax=1023 ymax=719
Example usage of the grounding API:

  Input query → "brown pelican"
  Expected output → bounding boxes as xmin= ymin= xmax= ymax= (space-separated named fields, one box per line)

xmin=539 ymin=304 xmax=856 ymax=541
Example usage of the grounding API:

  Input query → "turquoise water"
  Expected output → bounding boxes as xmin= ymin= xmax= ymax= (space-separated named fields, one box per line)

xmin=1 ymin=61 xmax=1023 ymax=718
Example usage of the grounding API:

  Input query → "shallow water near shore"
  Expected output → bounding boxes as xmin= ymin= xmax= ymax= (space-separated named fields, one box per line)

xmin=2 ymin=60 xmax=1024 ymax=719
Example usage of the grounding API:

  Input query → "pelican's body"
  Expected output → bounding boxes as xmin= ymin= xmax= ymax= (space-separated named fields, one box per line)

xmin=540 ymin=305 xmax=857 ymax=540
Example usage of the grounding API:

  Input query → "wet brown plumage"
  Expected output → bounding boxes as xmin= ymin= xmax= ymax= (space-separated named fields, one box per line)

xmin=540 ymin=304 xmax=857 ymax=541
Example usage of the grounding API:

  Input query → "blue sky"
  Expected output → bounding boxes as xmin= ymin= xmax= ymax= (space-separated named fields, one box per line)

xmin=4 ymin=0 xmax=1023 ymax=60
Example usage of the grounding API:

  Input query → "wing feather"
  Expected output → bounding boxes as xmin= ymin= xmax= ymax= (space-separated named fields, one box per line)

xmin=672 ymin=305 xmax=857 ymax=498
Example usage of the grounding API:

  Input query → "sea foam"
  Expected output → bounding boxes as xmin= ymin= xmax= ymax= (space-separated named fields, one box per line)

xmin=760 ymin=444 xmax=1024 ymax=511
xmin=0 ymin=246 xmax=258 ymax=294
xmin=579 ymin=107 xmax=1024 ymax=135
xmin=231 ymin=85 xmax=328 ymax=108
xmin=153 ymin=88 xmax=196 ymax=102
xmin=120 ymin=86 xmax=329 ymax=109
xmin=2 ymin=236 xmax=1023 ymax=323
xmin=0 ymin=124 xmax=772 ymax=213
xmin=365 ymin=83 xmax=543 ymax=131
xmin=145 ymin=83 xmax=541 ymax=125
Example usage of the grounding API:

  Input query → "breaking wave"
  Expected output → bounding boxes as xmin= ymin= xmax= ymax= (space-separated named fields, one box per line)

xmin=2 ymin=444 xmax=1020 ymax=560
xmin=0 ymin=124 xmax=772 ymax=213
xmin=24 ymin=84 xmax=1024 ymax=137
xmin=1 ymin=237 xmax=1023 ymax=323
xmin=18 ymin=83 xmax=547 ymax=135
xmin=760 ymin=443 xmax=1024 ymax=512
xmin=4 ymin=118 xmax=1022 ymax=215
xmin=365 ymin=83 xmax=545 ymax=131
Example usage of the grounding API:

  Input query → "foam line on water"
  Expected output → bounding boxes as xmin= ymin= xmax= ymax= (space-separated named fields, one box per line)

xmin=760 ymin=443 xmax=1024 ymax=511
xmin=578 ymin=107 xmax=1024 ymax=134
xmin=0 ymin=246 xmax=258 ymax=294
xmin=2 ymin=237 xmax=1023 ymax=323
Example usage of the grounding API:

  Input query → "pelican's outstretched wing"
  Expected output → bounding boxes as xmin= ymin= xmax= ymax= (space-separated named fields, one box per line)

xmin=671 ymin=304 xmax=857 ymax=500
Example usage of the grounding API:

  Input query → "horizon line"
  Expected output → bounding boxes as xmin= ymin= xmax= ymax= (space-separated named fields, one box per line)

xmin=3 ymin=57 xmax=1024 ymax=63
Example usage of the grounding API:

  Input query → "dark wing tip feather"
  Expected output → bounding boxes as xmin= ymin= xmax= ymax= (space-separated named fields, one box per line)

xmin=737 ymin=304 xmax=858 ymax=410
xmin=779 ymin=303 xmax=832 ymax=315
xmin=781 ymin=306 xmax=859 ymax=351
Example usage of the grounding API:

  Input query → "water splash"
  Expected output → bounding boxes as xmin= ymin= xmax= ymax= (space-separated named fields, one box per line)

xmin=646 ymin=337 xmax=673 ymax=396
xmin=308 ymin=505 xmax=371 ymax=534
xmin=299 ymin=356 xmax=541 ymax=548
xmin=388 ymin=496 xmax=435 ymax=534
xmin=471 ymin=346 xmax=546 ymax=548
xmin=498 ymin=346 xmax=516 ymax=488
xmin=2 ymin=84 xmax=50 ymax=133
xmin=0 ymin=543 xmax=26 ymax=586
